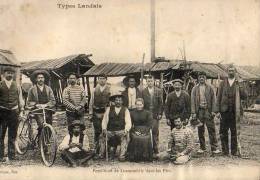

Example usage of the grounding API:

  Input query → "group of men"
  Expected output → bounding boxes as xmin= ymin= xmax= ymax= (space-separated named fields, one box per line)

xmin=0 ymin=64 xmax=247 ymax=166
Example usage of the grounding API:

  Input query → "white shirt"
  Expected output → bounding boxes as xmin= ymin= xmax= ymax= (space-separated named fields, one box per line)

xmin=4 ymin=79 xmax=13 ymax=89
xmin=37 ymin=84 xmax=44 ymax=92
xmin=175 ymin=90 xmax=181 ymax=97
xmin=128 ymin=87 xmax=137 ymax=109
xmin=58 ymin=133 xmax=90 ymax=152
xmin=148 ymin=87 xmax=154 ymax=96
xmin=228 ymin=78 xmax=235 ymax=87
xmin=102 ymin=106 xmax=132 ymax=131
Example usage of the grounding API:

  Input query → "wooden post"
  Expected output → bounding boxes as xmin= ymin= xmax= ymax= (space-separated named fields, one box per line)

xmin=94 ymin=77 xmax=97 ymax=88
xmin=86 ymin=77 xmax=91 ymax=106
xmin=160 ymin=72 xmax=164 ymax=89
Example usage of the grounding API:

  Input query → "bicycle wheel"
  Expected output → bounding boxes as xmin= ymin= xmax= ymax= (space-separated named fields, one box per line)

xmin=15 ymin=119 xmax=31 ymax=155
xmin=39 ymin=124 xmax=57 ymax=167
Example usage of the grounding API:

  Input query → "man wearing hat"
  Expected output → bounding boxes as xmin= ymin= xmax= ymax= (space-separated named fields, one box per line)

xmin=58 ymin=120 xmax=93 ymax=167
xmin=216 ymin=65 xmax=247 ymax=156
xmin=26 ymin=70 xmax=56 ymax=127
xmin=0 ymin=66 xmax=24 ymax=162
xmin=98 ymin=90 xmax=132 ymax=161
xmin=142 ymin=75 xmax=163 ymax=158
xmin=191 ymin=72 xmax=221 ymax=154
xmin=89 ymin=74 xmax=111 ymax=150
xmin=122 ymin=74 xmax=143 ymax=111
xmin=165 ymin=79 xmax=191 ymax=130
xmin=62 ymin=72 xmax=87 ymax=133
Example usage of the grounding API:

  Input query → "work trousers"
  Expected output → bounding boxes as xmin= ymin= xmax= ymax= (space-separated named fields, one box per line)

xmin=220 ymin=111 xmax=238 ymax=155
xmin=0 ymin=108 xmax=19 ymax=159
xmin=197 ymin=108 xmax=218 ymax=151
xmin=99 ymin=130 xmax=128 ymax=159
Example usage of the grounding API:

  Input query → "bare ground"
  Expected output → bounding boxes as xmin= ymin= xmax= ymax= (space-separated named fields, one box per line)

xmin=0 ymin=112 xmax=260 ymax=180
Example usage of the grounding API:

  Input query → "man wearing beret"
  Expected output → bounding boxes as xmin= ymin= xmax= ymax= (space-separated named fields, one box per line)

xmin=0 ymin=66 xmax=24 ymax=162
xmin=191 ymin=72 xmax=221 ymax=155
xmin=165 ymin=79 xmax=191 ymax=130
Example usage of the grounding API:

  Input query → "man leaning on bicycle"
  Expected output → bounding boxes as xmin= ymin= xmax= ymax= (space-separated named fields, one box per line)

xmin=26 ymin=70 xmax=56 ymax=128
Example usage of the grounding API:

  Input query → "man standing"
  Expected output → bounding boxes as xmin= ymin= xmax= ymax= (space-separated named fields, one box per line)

xmin=59 ymin=120 xmax=93 ymax=167
xmin=191 ymin=72 xmax=221 ymax=154
xmin=165 ymin=79 xmax=191 ymax=130
xmin=168 ymin=117 xmax=193 ymax=164
xmin=98 ymin=91 xmax=131 ymax=161
xmin=216 ymin=65 xmax=247 ymax=156
xmin=0 ymin=66 xmax=24 ymax=161
xmin=142 ymin=75 xmax=163 ymax=158
xmin=62 ymin=73 xmax=87 ymax=133
xmin=89 ymin=74 xmax=111 ymax=148
xmin=122 ymin=74 xmax=142 ymax=111
xmin=27 ymin=70 xmax=56 ymax=127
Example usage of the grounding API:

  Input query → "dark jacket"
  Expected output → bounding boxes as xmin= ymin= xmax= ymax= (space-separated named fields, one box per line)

xmin=142 ymin=87 xmax=163 ymax=119
xmin=122 ymin=87 xmax=143 ymax=108
xmin=191 ymin=83 xmax=217 ymax=114
xmin=216 ymin=78 xmax=247 ymax=114
xmin=165 ymin=90 xmax=191 ymax=120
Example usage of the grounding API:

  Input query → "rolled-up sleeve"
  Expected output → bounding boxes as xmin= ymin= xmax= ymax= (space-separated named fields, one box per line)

xmin=124 ymin=108 xmax=132 ymax=131
xmin=102 ymin=107 xmax=110 ymax=130
xmin=58 ymin=135 xmax=70 ymax=151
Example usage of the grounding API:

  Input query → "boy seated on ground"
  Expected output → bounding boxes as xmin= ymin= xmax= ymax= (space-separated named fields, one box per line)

xmin=168 ymin=117 xmax=193 ymax=164
xmin=58 ymin=120 xmax=94 ymax=167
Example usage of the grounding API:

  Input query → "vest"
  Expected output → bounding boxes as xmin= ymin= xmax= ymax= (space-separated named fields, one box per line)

xmin=69 ymin=133 xmax=84 ymax=145
xmin=37 ymin=86 xmax=49 ymax=104
xmin=227 ymin=83 xmax=236 ymax=111
xmin=94 ymin=85 xmax=110 ymax=108
xmin=0 ymin=81 xmax=19 ymax=109
xmin=107 ymin=106 xmax=126 ymax=131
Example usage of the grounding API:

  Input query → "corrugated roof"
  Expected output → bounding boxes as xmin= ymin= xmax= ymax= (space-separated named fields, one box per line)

xmin=22 ymin=54 xmax=94 ymax=71
xmin=0 ymin=49 xmax=20 ymax=66
xmin=190 ymin=62 xmax=228 ymax=78
xmin=84 ymin=61 xmax=181 ymax=77
xmin=219 ymin=64 xmax=260 ymax=80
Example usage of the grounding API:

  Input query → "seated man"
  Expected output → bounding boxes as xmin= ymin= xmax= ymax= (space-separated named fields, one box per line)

xmin=98 ymin=91 xmax=132 ymax=161
xmin=58 ymin=120 xmax=93 ymax=167
xmin=168 ymin=117 xmax=193 ymax=165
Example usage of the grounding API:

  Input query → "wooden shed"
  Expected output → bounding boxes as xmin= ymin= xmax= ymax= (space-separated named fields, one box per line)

xmin=21 ymin=54 xmax=95 ymax=105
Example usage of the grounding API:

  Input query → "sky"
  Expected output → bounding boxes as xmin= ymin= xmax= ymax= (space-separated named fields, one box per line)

xmin=0 ymin=0 xmax=260 ymax=66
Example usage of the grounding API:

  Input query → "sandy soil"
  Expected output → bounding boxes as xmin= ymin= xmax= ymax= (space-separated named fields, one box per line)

xmin=0 ymin=112 xmax=259 ymax=180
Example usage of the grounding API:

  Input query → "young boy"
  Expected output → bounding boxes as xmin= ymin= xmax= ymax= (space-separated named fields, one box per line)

xmin=168 ymin=117 xmax=193 ymax=164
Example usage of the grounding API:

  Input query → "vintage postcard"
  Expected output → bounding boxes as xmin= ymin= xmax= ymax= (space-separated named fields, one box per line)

xmin=0 ymin=0 xmax=259 ymax=180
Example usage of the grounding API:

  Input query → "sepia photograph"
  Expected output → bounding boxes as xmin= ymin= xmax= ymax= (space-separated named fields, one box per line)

xmin=0 ymin=0 xmax=260 ymax=179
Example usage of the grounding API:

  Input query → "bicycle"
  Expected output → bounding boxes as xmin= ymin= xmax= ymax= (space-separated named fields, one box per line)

xmin=15 ymin=104 xmax=57 ymax=167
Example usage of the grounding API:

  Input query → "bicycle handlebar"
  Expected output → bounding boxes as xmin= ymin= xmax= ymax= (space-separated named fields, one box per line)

xmin=30 ymin=108 xmax=55 ymax=113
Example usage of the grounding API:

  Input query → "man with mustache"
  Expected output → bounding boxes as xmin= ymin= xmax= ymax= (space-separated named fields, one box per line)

xmin=27 ymin=70 xmax=56 ymax=128
xmin=191 ymin=72 xmax=221 ymax=155
xmin=216 ymin=65 xmax=247 ymax=156
xmin=142 ymin=75 xmax=163 ymax=159
xmin=165 ymin=79 xmax=191 ymax=130
xmin=98 ymin=91 xmax=131 ymax=161
xmin=62 ymin=73 xmax=87 ymax=133
xmin=0 ymin=66 xmax=24 ymax=162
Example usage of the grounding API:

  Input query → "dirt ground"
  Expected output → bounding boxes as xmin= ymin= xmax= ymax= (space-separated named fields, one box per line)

xmin=0 ymin=112 xmax=260 ymax=180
